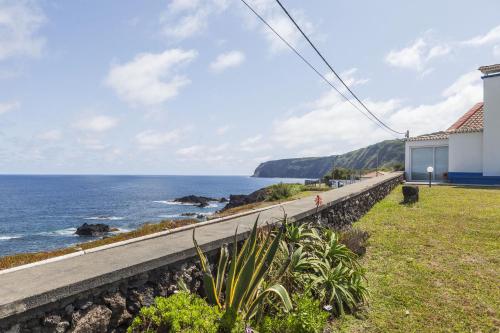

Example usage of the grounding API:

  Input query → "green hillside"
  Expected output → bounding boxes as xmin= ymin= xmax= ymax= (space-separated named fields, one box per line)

xmin=252 ymin=139 xmax=404 ymax=178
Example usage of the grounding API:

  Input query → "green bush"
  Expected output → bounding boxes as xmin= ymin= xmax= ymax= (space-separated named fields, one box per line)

xmin=268 ymin=223 xmax=369 ymax=316
xmin=266 ymin=183 xmax=304 ymax=201
xmin=259 ymin=295 xmax=329 ymax=333
xmin=127 ymin=292 xmax=222 ymax=333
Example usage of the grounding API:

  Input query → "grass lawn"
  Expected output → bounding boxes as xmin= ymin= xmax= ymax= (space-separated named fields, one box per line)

xmin=336 ymin=185 xmax=500 ymax=333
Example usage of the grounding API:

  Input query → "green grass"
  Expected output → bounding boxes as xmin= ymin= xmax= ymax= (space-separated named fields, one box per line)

xmin=335 ymin=185 xmax=500 ymax=333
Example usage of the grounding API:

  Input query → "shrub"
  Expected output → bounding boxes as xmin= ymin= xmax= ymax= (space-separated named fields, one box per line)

xmin=127 ymin=292 xmax=221 ymax=333
xmin=259 ymin=294 xmax=329 ymax=333
xmin=340 ymin=228 xmax=370 ymax=256
xmin=266 ymin=183 xmax=303 ymax=201
xmin=193 ymin=217 xmax=292 ymax=329
xmin=269 ymin=223 xmax=368 ymax=316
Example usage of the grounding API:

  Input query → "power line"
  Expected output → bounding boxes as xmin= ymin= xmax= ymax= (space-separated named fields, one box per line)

xmin=274 ymin=0 xmax=406 ymax=136
xmin=238 ymin=0 xmax=398 ymax=137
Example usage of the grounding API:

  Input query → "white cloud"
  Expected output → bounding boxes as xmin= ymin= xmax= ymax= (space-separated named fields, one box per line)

xmin=216 ymin=125 xmax=230 ymax=135
xmin=78 ymin=137 xmax=108 ymax=151
xmin=161 ymin=0 xmax=229 ymax=40
xmin=272 ymin=70 xmax=482 ymax=155
xmin=240 ymin=134 xmax=272 ymax=152
xmin=427 ymin=44 xmax=451 ymax=61
xmin=0 ymin=101 xmax=20 ymax=114
xmin=135 ymin=129 xmax=182 ymax=149
xmin=105 ymin=49 xmax=197 ymax=107
xmin=168 ymin=0 xmax=201 ymax=13
xmin=385 ymin=38 xmax=427 ymax=70
xmin=176 ymin=144 xmax=204 ymax=158
xmin=0 ymin=0 xmax=46 ymax=61
xmin=38 ymin=129 xmax=62 ymax=141
xmin=462 ymin=25 xmax=500 ymax=46
xmin=324 ymin=68 xmax=370 ymax=93
xmin=243 ymin=1 xmax=315 ymax=53
xmin=210 ymin=51 xmax=245 ymax=73
xmin=75 ymin=115 xmax=118 ymax=132
xmin=385 ymin=38 xmax=450 ymax=72
xmin=176 ymin=143 xmax=230 ymax=161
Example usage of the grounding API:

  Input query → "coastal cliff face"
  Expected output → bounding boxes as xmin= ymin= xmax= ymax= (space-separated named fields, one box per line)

xmin=253 ymin=139 xmax=405 ymax=178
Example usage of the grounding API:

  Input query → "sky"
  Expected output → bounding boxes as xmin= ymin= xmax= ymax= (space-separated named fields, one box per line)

xmin=0 ymin=0 xmax=499 ymax=175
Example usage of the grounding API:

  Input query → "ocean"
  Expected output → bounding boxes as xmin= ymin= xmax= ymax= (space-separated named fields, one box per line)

xmin=0 ymin=175 xmax=303 ymax=257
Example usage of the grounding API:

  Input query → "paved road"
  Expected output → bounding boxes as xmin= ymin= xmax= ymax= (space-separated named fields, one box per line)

xmin=0 ymin=173 xmax=400 ymax=319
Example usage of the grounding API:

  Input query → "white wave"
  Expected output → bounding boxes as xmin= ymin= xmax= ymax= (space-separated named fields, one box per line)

xmin=38 ymin=227 xmax=77 ymax=237
xmin=158 ymin=214 xmax=182 ymax=218
xmin=197 ymin=212 xmax=214 ymax=217
xmin=84 ymin=216 xmax=124 ymax=221
xmin=113 ymin=228 xmax=131 ymax=233
xmin=153 ymin=200 xmax=196 ymax=206
xmin=154 ymin=200 xmax=219 ymax=208
xmin=0 ymin=235 xmax=21 ymax=241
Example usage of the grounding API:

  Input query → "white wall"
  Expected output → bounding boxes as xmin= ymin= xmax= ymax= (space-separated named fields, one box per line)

xmin=405 ymin=139 xmax=448 ymax=180
xmin=483 ymin=73 xmax=500 ymax=176
xmin=449 ymin=132 xmax=483 ymax=173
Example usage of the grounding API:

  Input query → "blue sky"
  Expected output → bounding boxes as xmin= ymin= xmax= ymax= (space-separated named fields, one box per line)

xmin=0 ymin=0 xmax=499 ymax=175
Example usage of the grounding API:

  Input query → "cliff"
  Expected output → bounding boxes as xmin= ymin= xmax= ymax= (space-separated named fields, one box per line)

xmin=252 ymin=139 xmax=405 ymax=178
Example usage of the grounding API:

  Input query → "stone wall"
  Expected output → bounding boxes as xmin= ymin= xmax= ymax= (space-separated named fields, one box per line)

xmin=319 ymin=174 xmax=402 ymax=229
xmin=1 ymin=174 xmax=402 ymax=333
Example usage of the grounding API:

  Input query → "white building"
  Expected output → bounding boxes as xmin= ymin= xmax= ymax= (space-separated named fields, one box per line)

xmin=405 ymin=64 xmax=500 ymax=185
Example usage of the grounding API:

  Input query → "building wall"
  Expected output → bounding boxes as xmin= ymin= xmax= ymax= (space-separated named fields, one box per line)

xmin=448 ymin=132 xmax=483 ymax=173
xmin=404 ymin=139 xmax=449 ymax=180
xmin=483 ymin=73 xmax=500 ymax=176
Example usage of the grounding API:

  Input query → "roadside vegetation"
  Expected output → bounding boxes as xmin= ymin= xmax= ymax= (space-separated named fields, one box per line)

xmin=128 ymin=216 xmax=368 ymax=332
xmin=0 ymin=219 xmax=195 ymax=270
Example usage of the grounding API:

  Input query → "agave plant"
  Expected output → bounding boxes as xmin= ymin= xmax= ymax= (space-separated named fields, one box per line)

xmin=312 ymin=228 xmax=360 ymax=269
xmin=192 ymin=216 xmax=292 ymax=325
xmin=311 ymin=259 xmax=368 ymax=315
xmin=284 ymin=222 xmax=319 ymax=245
xmin=274 ymin=222 xmax=368 ymax=315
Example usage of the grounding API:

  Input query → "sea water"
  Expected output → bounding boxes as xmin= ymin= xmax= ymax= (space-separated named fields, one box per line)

xmin=0 ymin=175 xmax=302 ymax=256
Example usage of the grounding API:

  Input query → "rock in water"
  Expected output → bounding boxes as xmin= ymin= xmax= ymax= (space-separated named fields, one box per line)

xmin=75 ymin=223 xmax=111 ymax=236
xmin=402 ymin=185 xmax=419 ymax=204
xmin=221 ymin=187 xmax=269 ymax=211
xmin=173 ymin=195 xmax=218 ymax=207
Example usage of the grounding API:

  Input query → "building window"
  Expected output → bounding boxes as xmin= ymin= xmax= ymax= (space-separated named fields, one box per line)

xmin=411 ymin=146 xmax=449 ymax=181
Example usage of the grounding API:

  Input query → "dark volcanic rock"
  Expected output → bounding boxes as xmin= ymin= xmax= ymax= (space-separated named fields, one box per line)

xmin=173 ymin=195 xmax=218 ymax=207
xmin=181 ymin=213 xmax=206 ymax=219
xmin=402 ymin=185 xmax=419 ymax=204
xmin=180 ymin=212 xmax=197 ymax=217
xmin=221 ymin=187 xmax=269 ymax=211
xmin=219 ymin=197 xmax=228 ymax=203
xmin=75 ymin=223 xmax=111 ymax=236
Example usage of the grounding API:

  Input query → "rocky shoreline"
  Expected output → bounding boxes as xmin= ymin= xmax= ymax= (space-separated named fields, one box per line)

xmin=173 ymin=195 xmax=227 ymax=208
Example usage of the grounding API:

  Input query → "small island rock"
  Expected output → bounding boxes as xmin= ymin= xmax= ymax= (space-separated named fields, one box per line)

xmin=75 ymin=223 xmax=111 ymax=236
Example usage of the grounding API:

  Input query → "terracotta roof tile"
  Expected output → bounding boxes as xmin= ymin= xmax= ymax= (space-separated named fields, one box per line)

xmin=407 ymin=102 xmax=484 ymax=141
xmin=447 ymin=102 xmax=484 ymax=132
xmin=479 ymin=64 xmax=500 ymax=75
xmin=406 ymin=131 xmax=449 ymax=142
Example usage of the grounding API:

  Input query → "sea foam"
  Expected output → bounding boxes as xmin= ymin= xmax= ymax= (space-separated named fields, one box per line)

xmin=84 ymin=216 xmax=125 ymax=221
